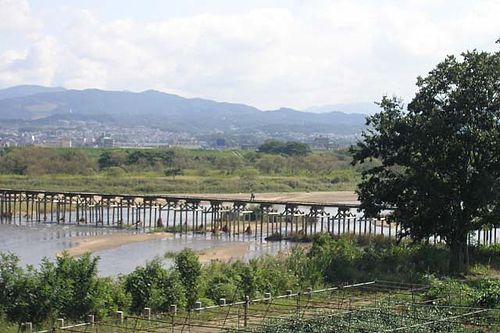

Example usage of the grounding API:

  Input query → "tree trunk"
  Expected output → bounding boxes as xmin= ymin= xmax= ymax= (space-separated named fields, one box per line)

xmin=449 ymin=237 xmax=469 ymax=274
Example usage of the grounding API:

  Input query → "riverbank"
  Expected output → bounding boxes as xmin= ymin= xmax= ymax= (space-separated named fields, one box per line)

xmin=197 ymin=242 xmax=250 ymax=263
xmin=58 ymin=232 xmax=173 ymax=257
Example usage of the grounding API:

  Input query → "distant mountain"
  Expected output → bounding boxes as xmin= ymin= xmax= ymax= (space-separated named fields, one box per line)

xmin=0 ymin=85 xmax=66 ymax=100
xmin=0 ymin=86 xmax=367 ymax=135
xmin=304 ymin=102 xmax=380 ymax=115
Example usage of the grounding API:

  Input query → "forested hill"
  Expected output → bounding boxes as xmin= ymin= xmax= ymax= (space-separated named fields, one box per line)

xmin=0 ymin=86 xmax=368 ymax=135
xmin=0 ymin=85 xmax=66 ymax=100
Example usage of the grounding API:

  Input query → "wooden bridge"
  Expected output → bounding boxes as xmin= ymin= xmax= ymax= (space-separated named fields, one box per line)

xmin=0 ymin=188 xmax=498 ymax=245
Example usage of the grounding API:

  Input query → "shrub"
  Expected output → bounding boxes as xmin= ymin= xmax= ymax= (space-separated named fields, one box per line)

xmin=473 ymin=279 xmax=500 ymax=308
xmin=425 ymin=276 xmax=477 ymax=306
xmin=104 ymin=166 xmax=126 ymax=177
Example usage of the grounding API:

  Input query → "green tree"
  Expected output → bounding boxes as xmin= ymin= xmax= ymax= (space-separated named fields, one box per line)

xmin=174 ymin=249 xmax=201 ymax=308
xmin=0 ymin=253 xmax=23 ymax=316
xmin=125 ymin=259 xmax=186 ymax=313
xmin=53 ymin=253 xmax=105 ymax=321
xmin=352 ymin=46 xmax=500 ymax=273
xmin=215 ymin=155 xmax=244 ymax=175
xmin=258 ymin=140 xmax=311 ymax=156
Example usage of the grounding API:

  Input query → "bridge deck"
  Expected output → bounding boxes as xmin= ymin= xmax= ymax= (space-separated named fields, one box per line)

xmin=0 ymin=189 xmax=360 ymax=208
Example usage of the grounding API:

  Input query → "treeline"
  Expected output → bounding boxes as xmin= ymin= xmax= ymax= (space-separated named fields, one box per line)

xmin=0 ymin=147 xmax=95 ymax=175
xmin=257 ymin=140 xmax=311 ymax=156
xmin=0 ymin=145 xmax=356 ymax=177
xmin=1 ymin=235 xmax=499 ymax=328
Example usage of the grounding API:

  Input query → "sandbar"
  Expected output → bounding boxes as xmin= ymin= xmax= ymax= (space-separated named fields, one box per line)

xmin=197 ymin=242 xmax=250 ymax=263
xmin=58 ymin=232 xmax=173 ymax=257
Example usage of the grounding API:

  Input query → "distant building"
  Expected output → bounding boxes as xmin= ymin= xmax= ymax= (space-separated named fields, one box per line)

xmin=215 ymin=138 xmax=225 ymax=148
xmin=97 ymin=134 xmax=115 ymax=147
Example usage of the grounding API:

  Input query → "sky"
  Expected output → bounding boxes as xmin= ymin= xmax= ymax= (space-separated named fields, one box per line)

xmin=0 ymin=0 xmax=499 ymax=110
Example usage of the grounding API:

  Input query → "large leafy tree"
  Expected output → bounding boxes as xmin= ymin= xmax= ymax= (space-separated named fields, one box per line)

xmin=352 ymin=45 xmax=500 ymax=273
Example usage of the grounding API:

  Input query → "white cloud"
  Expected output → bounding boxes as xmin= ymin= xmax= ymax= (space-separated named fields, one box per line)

xmin=0 ymin=0 xmax=498 ymax=109
xmin=0 ymin=0 xmax=39 ymax=33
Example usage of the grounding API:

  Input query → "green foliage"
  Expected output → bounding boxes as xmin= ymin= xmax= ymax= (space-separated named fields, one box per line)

xmin=352 ymin=46 xmax=500 ymax=273
xmin=0 ymin=146 xmax=361 ymax=193
xmin=164 ymin=167 xmax=183 ymax=179
xmin=0 ymin=147 xmax=95 ymax=175
xmin=425 ymin=276 xmax=477 ymax=307
xmin=426 ymin=276 xmax=500 ymax=309
xmin=308 ymin=234 xmax=453 ymax=283
xmin=0 ymin=252 xmax=112 ymax=324
xmin=174 ymin=249 xmax=202 ymax=308
xmin=235 ymin=307 xmax=470 ymax=333
xmin=204 ymin=266 xmax=243 ymax=303
xmin=104 ymin=166 xmax=126 ymax=177
xmin=0 ymin=253 xmax=22 ymax=315
xmin=1 ymin=237 xmax=498 ymax=328
xmin=52 ymin=253 xmax=108 ymax=321
xmin=215 ymin=154 xmax=244 ymax=175
xmin=474 ymin=279 xmax=500 ymax=308
xmin=125 ymin=258 xmax=186 ymax=313
xmin=258 ymin=140 xmax=311 ymax=156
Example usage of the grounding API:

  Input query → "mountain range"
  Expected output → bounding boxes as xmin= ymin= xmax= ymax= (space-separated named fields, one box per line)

xmin=0 ymin=85 xmax=369 ymax=135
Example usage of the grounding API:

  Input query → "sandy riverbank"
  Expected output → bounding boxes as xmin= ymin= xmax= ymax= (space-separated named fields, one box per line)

xmin=197 ymin=242 xmax=250 ymax=263
xmin=58 ymin=232 xmax=173 ymax=257
xmin=60 ymin=234 xmax=253 ymax=263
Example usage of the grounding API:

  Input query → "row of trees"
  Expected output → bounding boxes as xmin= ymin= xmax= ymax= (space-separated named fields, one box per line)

xmin=0 ymin=249 xmax=202 ymax=325
xmin=0 ymin=146 xmax=351 ymax=177
xmin=257 ymin=140 xmax=311 ymax=156
xmin=0 ymin=148 xmax=95 ymax=175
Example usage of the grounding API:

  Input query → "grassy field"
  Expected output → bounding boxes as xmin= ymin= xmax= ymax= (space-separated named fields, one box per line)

xmin=0 ymin=146 xmax=361 ymax=194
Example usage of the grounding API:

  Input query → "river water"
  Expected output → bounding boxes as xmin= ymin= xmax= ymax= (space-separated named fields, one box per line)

xmin=2 ymin=207 xmax=497 ymax=276
xmin=0 ymin=222 xmax=293 ymax=276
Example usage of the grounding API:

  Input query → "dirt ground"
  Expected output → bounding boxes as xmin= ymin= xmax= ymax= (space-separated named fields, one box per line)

xmin=176 ymin=191 xmax=358 ymax=204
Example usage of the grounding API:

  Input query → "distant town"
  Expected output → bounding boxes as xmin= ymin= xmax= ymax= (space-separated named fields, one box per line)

xmin=0 ymin=119 xmax=358 ymax=150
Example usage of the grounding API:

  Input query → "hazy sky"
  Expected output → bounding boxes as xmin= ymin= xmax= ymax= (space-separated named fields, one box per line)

xmin=0 ymin=0 xmax=498 ymax=109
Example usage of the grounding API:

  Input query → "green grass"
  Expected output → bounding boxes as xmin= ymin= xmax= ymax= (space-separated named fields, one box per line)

xmin=0 ymin=146 xmax=362 ymax=193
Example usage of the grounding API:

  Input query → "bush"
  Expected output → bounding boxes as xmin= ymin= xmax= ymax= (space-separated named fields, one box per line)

xmin=425 ymin=276 xmax=477 ymax=306
xmin=104 ymin=166 xmax=126 ymax=177
xmin=473 ymin=279 xmax=500 ymax=308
